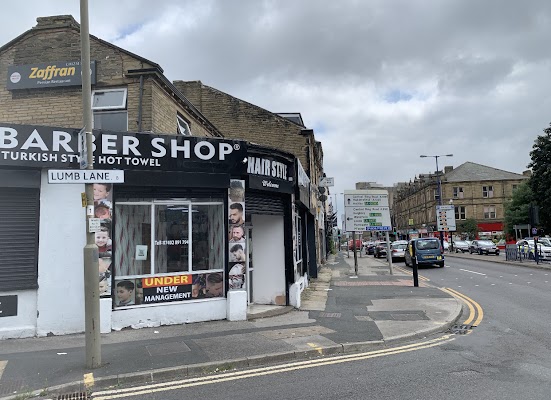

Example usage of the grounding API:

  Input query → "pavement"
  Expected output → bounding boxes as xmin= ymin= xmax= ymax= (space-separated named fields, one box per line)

xmin=0 ymin=252 xmax=463 ymax=400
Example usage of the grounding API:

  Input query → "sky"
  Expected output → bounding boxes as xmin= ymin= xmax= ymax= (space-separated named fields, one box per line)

xmin=3 ymin=0 xmax=551 ymax=216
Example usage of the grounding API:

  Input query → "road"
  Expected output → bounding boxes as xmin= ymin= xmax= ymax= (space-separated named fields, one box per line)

xmin=89 ymin=255 xmax=551 ymax=400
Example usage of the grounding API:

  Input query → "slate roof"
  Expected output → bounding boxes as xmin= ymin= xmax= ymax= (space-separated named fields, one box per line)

xmin=444 ymin=162 xmax=529 ymax=182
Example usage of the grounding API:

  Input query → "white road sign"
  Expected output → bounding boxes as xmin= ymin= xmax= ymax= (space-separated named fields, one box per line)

xmin=436 ymin=204 xmax=456 ymax=231
xmin=78 ymin=128 xmax=88 ymax=169
xmin=319 ymin=177 xmax=334 ymax=187
xmin=48 ymin=169 xmax=125 ymax=184
xmin=344 ymin=190 xmax=391 ymax=231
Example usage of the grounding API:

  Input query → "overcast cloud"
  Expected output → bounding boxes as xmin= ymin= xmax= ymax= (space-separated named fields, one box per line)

xmin=4 ymin=0 xmax=551 ymax=214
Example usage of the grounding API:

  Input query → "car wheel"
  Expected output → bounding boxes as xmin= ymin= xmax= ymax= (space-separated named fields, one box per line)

xmin=438 ymin=262 xmax=445 ymax=268
xmin=496 ymin=251 xmax=500 ymax=256
xmin=479 ymin=249 xmax=483 ymax=255
xmin=529 ymin=252 xmax=534 ymax=260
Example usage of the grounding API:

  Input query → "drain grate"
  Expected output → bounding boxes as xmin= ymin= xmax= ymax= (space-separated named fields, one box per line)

xmin=450 ymin=324 xmax=475 ymax=334
xmin=53 ymin=392 xmax=89 ymax=400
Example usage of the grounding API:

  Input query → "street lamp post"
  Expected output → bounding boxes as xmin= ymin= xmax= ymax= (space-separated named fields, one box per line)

xmin=449 ymin=199 xmax=454 ymax=252
xmin=420 ymin=154 xmax=453 ymax=250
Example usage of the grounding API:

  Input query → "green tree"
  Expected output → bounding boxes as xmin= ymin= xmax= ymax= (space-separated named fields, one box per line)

xmin=528 ymin=123 xmax=551 ymax=233
xmin=503 ymin=181 xmax=533 ymax=237
xmin=457 ymin=218 xmax=479 ymax=240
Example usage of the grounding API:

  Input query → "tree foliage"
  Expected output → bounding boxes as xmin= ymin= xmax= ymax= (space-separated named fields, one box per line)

xmin=503 ymin=181 xmax=533 ymax=237
xmin=528 ymin=123 xmax=551 ymax=233
xmin=457 ymin=218 xmax=479 ymax=240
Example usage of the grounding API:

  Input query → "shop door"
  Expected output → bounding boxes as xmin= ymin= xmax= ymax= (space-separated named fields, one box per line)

xmin=251 ymin=214 xmax=286 ymax=305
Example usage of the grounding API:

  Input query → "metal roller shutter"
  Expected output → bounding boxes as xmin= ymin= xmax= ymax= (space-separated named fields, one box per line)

xmin=245 ymin=190 xmax=285 ymax=216
xmin=0 ymin=188 xmax=39 ymax=291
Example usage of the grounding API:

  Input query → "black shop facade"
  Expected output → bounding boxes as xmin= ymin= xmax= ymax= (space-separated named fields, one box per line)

xmin=0 ymin=123 xmax=299 ymax=338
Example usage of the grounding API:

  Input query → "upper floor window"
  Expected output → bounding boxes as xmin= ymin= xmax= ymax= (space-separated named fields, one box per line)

xmin=482 ymin=185 xmax=494 ymax=198
xmin=453 ymin=187 xmax=464 ymax=199
xmin=455 ymin=206 xmax=466 ymax=220
xmin=433 ymin=189 xmax=440 ymax=201
xmin=92 ymin=88 xmax=128 ymax=131
xmin=512 ymin=184 xmax=518 ymax=192
xmin=177 ymin=114 xmax=191 ymax=136
xmin=484 ymin=206 xmax=496 ymax=219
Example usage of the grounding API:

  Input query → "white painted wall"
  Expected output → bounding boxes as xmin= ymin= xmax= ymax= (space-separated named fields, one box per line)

xmin=111 ymin=298 xmax=227 ymax=330
xmin=0 ymin=290 xmax=37 ymax=339
xmin=251 ymin=214 xmax=286 ymax=304
xmin=36 ymin=171 xmax=86 ymax=336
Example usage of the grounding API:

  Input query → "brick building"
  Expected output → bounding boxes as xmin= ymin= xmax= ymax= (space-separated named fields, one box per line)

xmin=394 ymin=162 xmax=529 ymax=239
xmin=0 ymin=15 xmax=324 ymax=339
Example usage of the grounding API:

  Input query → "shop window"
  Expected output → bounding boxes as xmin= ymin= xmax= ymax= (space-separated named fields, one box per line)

xmin=484 ymin=206 xmax=496 ymax=219
xmin=92 ymin=88 xmax=128 ymax=131
xmin=482 ymin=186 xmax=493 ymax=198
xmin=455 ymin=206 xmax=466 ymax=220
xmin=114 ymin=200 xmax=224 ymax=277
xmin=177 ymin=114 xmax=191 ymax=136
xmin=453 ymin=187 xmax=464 ymax=199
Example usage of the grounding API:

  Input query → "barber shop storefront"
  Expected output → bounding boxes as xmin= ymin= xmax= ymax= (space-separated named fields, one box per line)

xmin=0 ymin=123 xmax=259 ymax=338
xmin=244 ymin=146 xmax=296 ymax=306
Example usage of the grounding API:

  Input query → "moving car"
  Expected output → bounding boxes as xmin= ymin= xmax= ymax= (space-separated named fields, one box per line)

xmin=365 ymin=241 xmax=376 ymax=255
xmin=453 ymin=240 xmax=470 ymax=253
xmin=390 ymin=242 xmax=407 ymax=262
xmin=469 ymin=240 xmax=500 ymax=255
xmin=404 ymin=238 xmax=445 ymax=268
xmin=374 ymin=241 xmax=389 ymax=258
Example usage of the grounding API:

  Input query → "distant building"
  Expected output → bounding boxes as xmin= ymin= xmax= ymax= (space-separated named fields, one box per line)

xmin=394 ymin=162 xmax=529 ymax=239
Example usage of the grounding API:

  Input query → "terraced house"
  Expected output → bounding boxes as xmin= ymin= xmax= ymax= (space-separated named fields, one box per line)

xmin=393 ymin=162 xmax=530 ymax=240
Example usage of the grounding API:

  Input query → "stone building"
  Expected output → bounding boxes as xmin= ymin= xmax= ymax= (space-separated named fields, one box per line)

xmin=394 ymin=162 xmax=529 ymax=239
xmin=0 ymin=15 xmax=324 ymax=339
xmin=174 ymin=81 xmax=326 ymax=272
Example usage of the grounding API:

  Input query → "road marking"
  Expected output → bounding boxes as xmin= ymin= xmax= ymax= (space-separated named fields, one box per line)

xmin=393 ymin=266 xmax=430 ymax=281
xmin=0 ymin=360 xmax=7 ymax=380
xmin=459 ymin=269 xmax=486 ymax=276
xmin=92 ymin=336 xmax=454 ymax=399
xmin=307 ymin=342 xmax=323 ymax=354
xmin=445 ymin=287 xmax=484 ymax=327
xmin=84 ymin=373 xmax=95 ymax=388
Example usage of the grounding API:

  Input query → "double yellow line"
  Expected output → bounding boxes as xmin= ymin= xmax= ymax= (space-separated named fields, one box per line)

xmin=91 ymin=335 xmax=454 ymax=399
xmin=441 ymin=287 xmax=483 ymax=327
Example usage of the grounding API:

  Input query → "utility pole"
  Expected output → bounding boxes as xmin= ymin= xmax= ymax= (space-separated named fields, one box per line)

xmin=420 ymin=154 xmax=453 ymax=251
xmin=80 ymin=0 xmax=101 ymax=368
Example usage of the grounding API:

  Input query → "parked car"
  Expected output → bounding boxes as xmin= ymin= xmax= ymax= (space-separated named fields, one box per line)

xmin=374 ymin=241 xmax=389 ymax=258
xmin=516 ymin=239 xmax=551 ymax=260
xmin=453 ymin=240 xmax=470 ymax=253
xmin=469 ymin=240 xmax=500 ymax=255
xmin=390 ymin=242 xmax=407 ymax=262
xmin=404 ymin=238 xmax=445 ymax=268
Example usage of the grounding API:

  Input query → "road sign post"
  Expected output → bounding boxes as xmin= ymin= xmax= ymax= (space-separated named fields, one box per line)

xmin=344 ymin=190 xmax=393 ymax=275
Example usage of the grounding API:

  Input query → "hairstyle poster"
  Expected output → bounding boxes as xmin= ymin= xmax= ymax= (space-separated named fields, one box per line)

xmin=228 ymin=179 xmax=246 ymax=289
xmin=94 ymin=182 xmax=113 ymax=297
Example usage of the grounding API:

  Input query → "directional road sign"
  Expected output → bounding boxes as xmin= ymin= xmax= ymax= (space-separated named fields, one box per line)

xmin=344 ymin=190 xmax=391 ymax=231
xmin=436 ymin=204 xmax=456 ymax=231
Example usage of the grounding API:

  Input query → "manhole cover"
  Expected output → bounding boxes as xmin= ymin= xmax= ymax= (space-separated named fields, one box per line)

xmin=450 ymin=324 xmax=475 ymax=334
xmin=53 ymin=392 xmax=89 ymax=400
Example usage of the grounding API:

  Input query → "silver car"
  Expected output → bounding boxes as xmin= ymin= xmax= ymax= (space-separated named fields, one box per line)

xmin=390 ymin=242 xmax=407 ymax=261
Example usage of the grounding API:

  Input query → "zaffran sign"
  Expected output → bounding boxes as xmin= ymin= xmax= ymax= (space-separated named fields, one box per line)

xmin=7 ymin=61 xmax=97 ymax=90
xmin=344 ymin=189 xmax=392 ymax=232
xmin=0 ymin=123 xmax=247 ymax=173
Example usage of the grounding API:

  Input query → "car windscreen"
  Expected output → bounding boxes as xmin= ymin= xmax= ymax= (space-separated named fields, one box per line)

xmin=478 ymin=240 xmax=494 ymax=246
xmin=415 ymin=239 xmax=440 ymax=250
xmin=455 ymin=241 xmax=467 ymax=246
xmin=392 ymin=244 xmax=407 ymax=250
